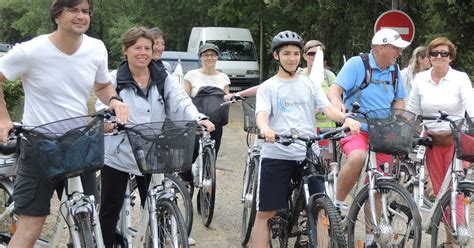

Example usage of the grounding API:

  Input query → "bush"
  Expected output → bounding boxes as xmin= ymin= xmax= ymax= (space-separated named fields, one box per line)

xmin=2 ymin=79 xmax=24 ymax=121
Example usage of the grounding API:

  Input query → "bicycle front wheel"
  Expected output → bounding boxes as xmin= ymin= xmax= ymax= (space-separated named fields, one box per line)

xmin=241 ymin=156 xmax=259 ymax=246
xmin=146 ymin=198 xmax=189 ymax=248
xmin=347 ymin=180 xmax=422 ymax=248
xmin=431 ymin=182 xmax=474 ymax=247
xmin=75 ymin=212 xmax=95 ymax=248
xmin=0 ymin=181 xmax=14 ymax=239
xmin=198 ymin=146 xmax=216 ymax=227
xmin=307 ymin=195 xmax=346 ymax=247
xmin=164 ymin=173 xmax=193 ymax=237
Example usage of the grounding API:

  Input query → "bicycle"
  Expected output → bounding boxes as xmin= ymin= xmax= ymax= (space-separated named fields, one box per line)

xmin=265 ymin=128 xmax=347 ymax=247
xmin=394 ymin=111 xmax=474 ymax=246
xmin=111 ymin=120 xmax=194 ymax=247
xmin=0 ymin=140 xmax=16 ymax=244
xmin=190 ymin=124 xmax=217 ymax=227
xmin=341 ymin=107 xmax=422 ymax=247
xmin=1 ymin=111 xmax=108 ymax=247
xmin=222 ymin=95 xmax=261 ymax=246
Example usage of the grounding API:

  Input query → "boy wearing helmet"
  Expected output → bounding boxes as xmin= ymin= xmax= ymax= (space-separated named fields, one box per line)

xmin=253 ymin=30 xmax=360 ymax=246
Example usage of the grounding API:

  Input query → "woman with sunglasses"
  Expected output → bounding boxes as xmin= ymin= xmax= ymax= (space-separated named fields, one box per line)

xmin=407 ymin=37 xmax=474 ymax=248
xmin=301 ymin=40 xmax=337 ymax=129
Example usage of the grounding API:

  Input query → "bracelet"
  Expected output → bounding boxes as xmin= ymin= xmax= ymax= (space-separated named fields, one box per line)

xmin=109 ymin=95 xmax=123 ymax=104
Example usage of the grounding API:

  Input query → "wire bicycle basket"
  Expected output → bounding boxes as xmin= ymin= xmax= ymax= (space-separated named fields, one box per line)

xmin=452 ymin=117 xmax=474 ymax=162
xmin=126 ymin=120 xmax=197 ymax=174
xmin=25 ymin=115 xmax=104 ymax=182
xmin=242 ymin=96 xmax=257 ymax=133
xmin=366 ymin=108 xmax=417 ymax=156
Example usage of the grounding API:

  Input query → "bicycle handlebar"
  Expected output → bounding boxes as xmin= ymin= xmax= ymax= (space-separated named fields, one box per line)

xmin=412 ymin=136 xmax=432 ymax=147
xmin=258 ymin=127 xmax=350 ymax=143
xmin=220 ymin=95 xmax=246 ymax=106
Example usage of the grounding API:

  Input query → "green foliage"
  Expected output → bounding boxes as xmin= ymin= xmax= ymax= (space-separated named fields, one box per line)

xmin=1 ymin=0 xmax=473 ymax=78
xmin=2 ymin=79 xmax=24 ymax=121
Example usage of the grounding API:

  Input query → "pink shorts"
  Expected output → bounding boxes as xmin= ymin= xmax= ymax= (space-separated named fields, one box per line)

xmin=340 ymin=131 xmax=392 ymax=171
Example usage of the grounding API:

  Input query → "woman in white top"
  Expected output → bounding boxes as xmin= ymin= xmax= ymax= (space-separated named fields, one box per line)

xmin=401 ymin=46 xmax=431 ymax=100
xmin=183 ymin=43 xmax=231 ymax=155
xmin=407 ymin=37 xmax=474 ymax=247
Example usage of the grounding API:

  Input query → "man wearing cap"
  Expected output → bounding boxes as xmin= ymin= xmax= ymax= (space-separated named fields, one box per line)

xmin=326 ymin=28 xmax=410 ymax=245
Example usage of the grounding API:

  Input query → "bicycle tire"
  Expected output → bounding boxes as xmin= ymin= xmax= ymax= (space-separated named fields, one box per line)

xmin=164 ymin=173 xmax=194 ymax=237
xmin=431 ymin=182 xmax=474 ymax=247
xmin=146 ymin=198 xmax=189 ymax=248
xmin=241 ymin=155 xmax=259 ymax=246
xmin=198 ymin=146 xmax=216 ymax=227
xmin=307 ymin=195 xmax=346 ymax=247
xmin=0 ymin=180 xmax=14 ymax=237
xmin=75 ymin=212 xmax=95 ymax=248
xmin=346 ymin=180 xmax=422 ymax=248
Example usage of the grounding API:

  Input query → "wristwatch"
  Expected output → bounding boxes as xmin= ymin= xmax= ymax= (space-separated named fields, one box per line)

xmin=109 ymin=95 xmax=123 ymax=104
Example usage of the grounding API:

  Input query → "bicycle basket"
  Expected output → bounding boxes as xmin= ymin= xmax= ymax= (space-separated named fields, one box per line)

xmin=26 ymin=116 xmax=104 ymax=182
xmin=452 ymin=118 xmax=474 ymax=162
xmin=366 ymin=108 xmax=417 ymax=156
xmin=242 ymin=97 xmax=257 ymax=133
xmin=126 ymin=121 xmax=197 ymax=174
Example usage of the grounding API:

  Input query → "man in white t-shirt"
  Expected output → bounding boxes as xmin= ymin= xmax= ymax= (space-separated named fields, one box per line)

xmin=0 ymin=0 xmax=128 ymax=247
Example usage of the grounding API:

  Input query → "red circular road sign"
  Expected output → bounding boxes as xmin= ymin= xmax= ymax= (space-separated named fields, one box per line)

xmin=374 ymin=10 xmax=415 ymax=42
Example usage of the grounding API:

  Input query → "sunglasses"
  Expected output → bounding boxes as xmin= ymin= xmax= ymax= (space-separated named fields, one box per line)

xmin=306 ymin=52 xmax=316 ymax=56
xmin=430 ymin=51 xmax=450 ymax=58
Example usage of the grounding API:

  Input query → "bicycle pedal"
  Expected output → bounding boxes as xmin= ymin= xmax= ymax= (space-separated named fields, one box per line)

xmin=296 ymin=239 xmax=309 ymax=248
xmin=268 ymin=216 xmax=287 ymax=239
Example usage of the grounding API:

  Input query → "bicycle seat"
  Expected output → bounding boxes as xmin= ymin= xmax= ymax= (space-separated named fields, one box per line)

xmin=0 ymin=140 xmax=17 ymax=155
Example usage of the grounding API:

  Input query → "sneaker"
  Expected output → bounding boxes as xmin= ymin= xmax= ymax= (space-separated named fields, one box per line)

xmin=334 ymin=202 xmax=349 ymax=217
xmin=364 ymin=240 xmax=378 ymax=248
xmin=188 ymin=237 xmax=196 ymax=246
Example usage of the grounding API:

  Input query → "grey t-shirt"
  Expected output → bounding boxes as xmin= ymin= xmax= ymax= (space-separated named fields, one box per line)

xmin=256 ymin=74 xmax=331 ymax=160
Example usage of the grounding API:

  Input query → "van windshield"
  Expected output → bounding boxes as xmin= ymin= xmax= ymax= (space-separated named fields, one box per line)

xmin=208 ymin=40 xmax=257 ymax=62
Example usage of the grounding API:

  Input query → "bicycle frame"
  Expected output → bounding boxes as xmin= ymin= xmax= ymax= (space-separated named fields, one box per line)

xmin=192 ymin=129 xmax=215 ymax=188
xmin=26 ymin=175 xmax=104 ymax=248
xmin=117 ymin=173 xmax=181 ymax=248
xmin=350 ymin=151 xmax=394 ymax=228
xmin=410 ymin=151 xmax=467 ymax=233
xmin=241 ymin=136 xmax=261 ymax=203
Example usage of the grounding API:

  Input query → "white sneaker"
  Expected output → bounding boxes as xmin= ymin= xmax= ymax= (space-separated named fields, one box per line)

xmin=335 ymin=202 xmax=349 ymax=216
xmin=188 ymin=237 xmax=196 ymax=246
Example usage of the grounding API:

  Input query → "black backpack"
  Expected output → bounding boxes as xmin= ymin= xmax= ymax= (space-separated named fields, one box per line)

xmin=344 ymin=53 xmax=399 ymax=104
xmin=192 ymin=86 xmax=229 ymax=126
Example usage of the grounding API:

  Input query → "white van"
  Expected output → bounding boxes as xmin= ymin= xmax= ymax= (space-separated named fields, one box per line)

xmin=187 ymin=27 xmax=260 ymax=91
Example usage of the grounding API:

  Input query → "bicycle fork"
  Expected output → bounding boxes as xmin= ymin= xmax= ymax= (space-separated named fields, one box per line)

xmin=146 ymin=176 xmax=179 ymax=248
xmin=65 ymin=176 xmax=104 ymax=247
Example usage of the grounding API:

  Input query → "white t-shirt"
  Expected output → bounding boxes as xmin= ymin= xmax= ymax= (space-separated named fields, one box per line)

xmin=256 ymin=74 xmax=331 ymax=160
xmin=183 ymin=69 xmax=230 ymax=97
xmin=407 ymin=67 xmax=474 ymax=132
xmin=0 ymin=34 xmax=110 ymax=127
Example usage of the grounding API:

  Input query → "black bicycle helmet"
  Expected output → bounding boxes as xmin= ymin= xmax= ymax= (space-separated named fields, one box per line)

xmin=271 ymin=30 xmax=304 ymax=52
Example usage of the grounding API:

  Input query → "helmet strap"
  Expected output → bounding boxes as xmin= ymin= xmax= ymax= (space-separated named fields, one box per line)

xmin=276 ymin=56 xmax=297 ymax=77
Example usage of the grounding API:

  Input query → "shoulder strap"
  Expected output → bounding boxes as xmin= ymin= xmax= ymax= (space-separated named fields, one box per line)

xmin=344 ymin=54 xmax=371 ymax=102
xmin=344 ymin=53 xmax=400 ymax=103
xmin=392 ymin=64 xmax=399 ymax=100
